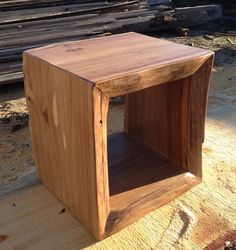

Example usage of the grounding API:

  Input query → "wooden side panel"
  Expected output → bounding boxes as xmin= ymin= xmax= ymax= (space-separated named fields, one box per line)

xmin=124 ymin=54 xmax=213 ymax=176
xmin=92 ymin=88 xmax=110 ymax=239
xmin=124 ymin=78 xmax=190 ymax=170
xmin=187 ymin=55 xmax=214 ymax=177
xmin=23 ymin=54 xmax=102 ymax=239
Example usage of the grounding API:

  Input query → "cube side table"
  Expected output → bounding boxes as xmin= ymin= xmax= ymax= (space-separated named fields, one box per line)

xmin=23 ymin=32 xmax=214 ymax=240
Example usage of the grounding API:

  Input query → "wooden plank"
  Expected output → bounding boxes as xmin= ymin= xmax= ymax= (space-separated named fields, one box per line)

xmin=0 ymin=26 xmax=108 ymax=48
xmin=24 ymin=54 xmax=101 ymax=239
xmin=0 ymin=17 xmax=116 ymax=41
xmin=187 ymin=55 xmax=214 ymax=177
xmin=0 ymin=2 xmax=107 ymax=21
xmin=0 ymin=14 xmax=99 ymax=31
xmin=175 ymin=4 xmax=222 ymax=17
xmin=0 ymin=1 xmax=138 ymax=25
xmin=106 ymin=132 xmax=200 ymax=236
xmin=0 ymin=0 xmax=106 ymax=11
xmin=0 ymin=2 xmax=107 ymax=15
xmin=0 ymin=61 xmax=21 ymax=73
xmin=0 ymin=72 xmax=23 ymax=85
xmin=26 ymin=33 xmax=213 ymax=97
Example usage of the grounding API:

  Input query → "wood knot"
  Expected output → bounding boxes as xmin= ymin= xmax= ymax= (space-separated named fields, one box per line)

xmin=42 ymin=110 xmax=49 ymax=123
xmin=63 ymin=44 xmax=81 ymax=52
xmin=59 ymin=208 xmax=66 ymax=214
xmin=0 ymin=235 xmax=8 ymax=243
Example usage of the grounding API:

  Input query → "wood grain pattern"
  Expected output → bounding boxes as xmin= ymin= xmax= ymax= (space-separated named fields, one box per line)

xmin=106 ymin=132 xmax=200 ymax=236
xmin=24 ymin=54 xmax=101 ymax=239
xmin=124 ymin=78 xmax=190 ymax=171
xmin=24 ymin=32 xmax=213 ymax=239
xmin=26 ymin=32 xmax=213 ymax=96
xmin=124 ymin=55 xmax=214 ymax=178
xmin=187 ymin=55 xmax=214 ymax=177
xmin=0 ymin=113 xmax=235 ymax=249
xmin=92 ymin=87 xmax=110 ymax=239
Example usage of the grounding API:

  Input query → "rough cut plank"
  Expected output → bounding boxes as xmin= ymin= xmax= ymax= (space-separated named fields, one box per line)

xmin=0 ymin=72 xmax=23 ymax=85
xmin=0 ymin=3 xmax=222 ymax=86
xmin=0 ymin=17 xmax=116 ymax=40
xmin=0 ymin=0 xmax=103 ymax=10
xmin=0 ymin=14 xmax=99 ymax=31
xmin=92 ymin=87 xmax=110 ymax=238
xmin=0 ymin=1 xmax=138 ymax=25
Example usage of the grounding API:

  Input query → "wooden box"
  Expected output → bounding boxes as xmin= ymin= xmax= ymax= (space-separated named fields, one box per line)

xmin=23 ymin=32 xmax=213 ymax=240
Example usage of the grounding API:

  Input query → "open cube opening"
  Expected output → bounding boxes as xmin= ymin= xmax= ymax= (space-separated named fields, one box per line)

xmin=106 ymin=80 xmax=200 ymax=214
xmin=24 ymin=32 xmax=213 ymax=239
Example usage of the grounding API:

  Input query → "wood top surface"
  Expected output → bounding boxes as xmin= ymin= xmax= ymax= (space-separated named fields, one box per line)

xmin=25 ymin=32 xmax=213 ymax=85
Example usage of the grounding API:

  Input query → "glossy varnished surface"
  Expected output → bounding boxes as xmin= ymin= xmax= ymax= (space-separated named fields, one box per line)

xmin=108 ymin=132 xmax=185 ymax=197
xmin=106 ymin=132 xmax=200 ymax=235
xmin=24 ymin=33 xmax=213 ymax=239
xmin=25 ymin=32 xmax=213 ymax=96
xmin=24 ymin=55 xmax=104 ymax=239
xmin=125 ymin=79 xmax=190 ymax=171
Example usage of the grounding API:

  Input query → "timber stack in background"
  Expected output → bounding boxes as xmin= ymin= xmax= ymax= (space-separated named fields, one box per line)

xmin=222 ymin=1 xmax=236 ymax=16
xmin=0 ymin=0 xmax=222 ymax=85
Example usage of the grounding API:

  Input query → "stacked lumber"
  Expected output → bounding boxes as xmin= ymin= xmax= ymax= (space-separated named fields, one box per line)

xmin=0 ymin=1 xmax=221 ymax=85
xmin=0 ymin=0 xmax=152 ymax=85
xmin=222 ymin=1 xmax=236 ymax=16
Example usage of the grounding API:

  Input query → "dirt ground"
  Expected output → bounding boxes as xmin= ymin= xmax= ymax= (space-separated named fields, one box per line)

xmin=0 ymin=19 xmax=235 ymax=249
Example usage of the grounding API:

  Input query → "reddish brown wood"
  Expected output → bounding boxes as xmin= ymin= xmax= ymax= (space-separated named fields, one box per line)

xmin=106 ymin=132 xmax=200 ymax=236
xmin=124 ymin=78 xmax=190 ymax=171
xmin=24 ymin=32 xmax=214 ymax=239
xmin=187 ymin=56 xmax=214 ymax=177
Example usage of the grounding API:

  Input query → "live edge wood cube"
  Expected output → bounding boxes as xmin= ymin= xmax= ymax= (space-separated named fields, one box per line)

xmin=23 ymin=32 xmax=214 ymax=240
